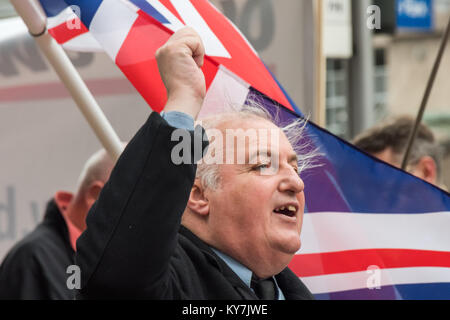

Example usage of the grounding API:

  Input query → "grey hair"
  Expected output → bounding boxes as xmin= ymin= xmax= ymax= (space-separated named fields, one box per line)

xmin=76 ymin=148 xmax=116 ymax=194
xmin=196 ymin=99 xmax=322 ymax=190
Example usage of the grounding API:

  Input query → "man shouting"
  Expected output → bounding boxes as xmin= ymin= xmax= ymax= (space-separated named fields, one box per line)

xmin=75 ymin=28 xmax=314 ymax=300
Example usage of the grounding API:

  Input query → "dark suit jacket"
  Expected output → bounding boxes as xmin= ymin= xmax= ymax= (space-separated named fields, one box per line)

xmin=75 ymin=112 xmax=314 ymax=300
xmin=0 ymin=200 xmax=75 ymax=300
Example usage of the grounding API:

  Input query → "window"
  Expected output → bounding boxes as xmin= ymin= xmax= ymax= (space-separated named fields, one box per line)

xmin=374 ymin=48 xmax=388 ymax=122
xmin=326 ymin=59 xmax=349 ymax=138
xmin=325 ymin=49 xmax=388 ymax=140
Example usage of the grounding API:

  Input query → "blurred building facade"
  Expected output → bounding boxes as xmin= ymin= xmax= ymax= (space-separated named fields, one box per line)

xmin=0 ymin=0 xmax=15 ymax=18
xmin=373 ymin=0 xmax=450 ymax=186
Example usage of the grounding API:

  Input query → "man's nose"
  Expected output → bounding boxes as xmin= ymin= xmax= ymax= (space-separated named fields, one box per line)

xmin=278 ymin=167 xmax=305 ymax=195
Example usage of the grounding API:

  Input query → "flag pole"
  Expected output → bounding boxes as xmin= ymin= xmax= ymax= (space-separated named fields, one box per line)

xmin=401 ymin=15 xmax=450 ymax=170
xmin=10 ymin=0 xmax=124 ymax=162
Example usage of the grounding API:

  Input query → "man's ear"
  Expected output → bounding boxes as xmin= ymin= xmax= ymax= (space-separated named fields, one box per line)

xmin=85 ymin=181 xmax=105 ymax=208
xmin=187 ymin=179 xmax=209 ymax=216
xmin=411 ymin=156 xmax=437 ymax=185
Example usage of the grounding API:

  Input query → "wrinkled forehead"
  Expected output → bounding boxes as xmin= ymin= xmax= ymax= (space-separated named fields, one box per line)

xmin=205 ymin=117 xmax=296 ymax=161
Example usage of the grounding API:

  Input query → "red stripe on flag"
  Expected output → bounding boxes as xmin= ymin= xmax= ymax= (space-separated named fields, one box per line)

xmin=159 ymin=0 xmax=185 ymax=24
xmin=116 ymin=13 xmax=218 ymax=112
xmin=190 ymin=0 xmax=293 ymax=111
xmin=289 ymin=249 xmax=450 ymax=277
xmin=115 ymin=15 xmax=170 ymax=112
xmin=203 ymin=56 xmax=219 ymax=92
xmin=48 ymin=20 xmax=88 ymax=44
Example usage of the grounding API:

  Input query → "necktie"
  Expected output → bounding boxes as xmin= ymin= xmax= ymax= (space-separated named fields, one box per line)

xmin=251 ymin=274 xmax=277 ymax=300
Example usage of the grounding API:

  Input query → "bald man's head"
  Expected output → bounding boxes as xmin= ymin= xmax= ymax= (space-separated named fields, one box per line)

xmin=76 ymin=149 xmax=115 ymax=196
xmin=68 ymin=146 xmax=123 ymax=231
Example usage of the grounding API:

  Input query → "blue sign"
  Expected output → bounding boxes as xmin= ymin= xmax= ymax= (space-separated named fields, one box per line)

xmin=396 ymin=0 xmax=433 ymax=31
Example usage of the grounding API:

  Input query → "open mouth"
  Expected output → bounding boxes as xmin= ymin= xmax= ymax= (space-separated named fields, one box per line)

xmin=273 ymin=205 xmax=297 ymax=218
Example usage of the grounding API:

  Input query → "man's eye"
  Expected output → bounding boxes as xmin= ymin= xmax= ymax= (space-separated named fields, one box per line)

xmin=252 ymin=163 xmax=270 ymax=171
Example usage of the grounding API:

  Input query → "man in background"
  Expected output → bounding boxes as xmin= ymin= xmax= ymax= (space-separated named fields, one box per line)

xmin=353 ymin=116 xmax=445 ymax=189
xmin=0 ymin=148 xmax=116 ymax=299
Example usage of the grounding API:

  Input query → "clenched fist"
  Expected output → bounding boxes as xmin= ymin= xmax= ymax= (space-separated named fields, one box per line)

xmin=156 ymin=27 xmax=206 ymax=119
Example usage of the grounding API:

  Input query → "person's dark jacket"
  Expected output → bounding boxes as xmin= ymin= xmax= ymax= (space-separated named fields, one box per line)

xmin=0 ymin=200 xmax=75 ymax=300
xmin=75 ymin=112 xmax=314 ymax=300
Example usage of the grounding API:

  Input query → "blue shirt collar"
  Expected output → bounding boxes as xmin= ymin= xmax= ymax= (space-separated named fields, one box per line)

xmin=211 ymin=248 xmax=253 ymax=288
xmin=210 ymin=247 xmax=286 ymax=300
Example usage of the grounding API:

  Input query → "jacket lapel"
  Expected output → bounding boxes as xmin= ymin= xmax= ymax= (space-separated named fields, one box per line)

xmin=179 ymin=226 xmax=258 ymax=300
xmin=179 ymin=226 xmax=315 ymax=300
xmin=275 ymin=268 xmax=315 ymax=300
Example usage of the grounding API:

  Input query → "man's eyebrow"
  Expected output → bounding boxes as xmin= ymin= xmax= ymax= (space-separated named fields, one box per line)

xmin=247 ymin=150 xmax=298 ymax=164
xmin=248 ymin=149 xmax=272 ymax=163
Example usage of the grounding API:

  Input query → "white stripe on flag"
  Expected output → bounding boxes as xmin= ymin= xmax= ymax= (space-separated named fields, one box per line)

xmin=301 ymin=266 xmax=450 ymax=294
xmin=299 ymin=211 xmax=450 ymax=254
xmin=89 ymin=0 xmax=138 ymax=60
xmin=208 ymin=1 xmax=259 ymax=57
xmin=62 ymin=32 xmax=102 ymax=52
xmin=47 ymin=7 xmax=78 ymax=29
xmin=199 ymin=65 xmax=250 ymax=119
xmin=170 ymin=1 xmax=231 ymax=58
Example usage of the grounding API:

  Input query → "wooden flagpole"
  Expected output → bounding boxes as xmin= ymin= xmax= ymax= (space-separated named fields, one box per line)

xmin=10 ymin=0 xmax=124 ymax=162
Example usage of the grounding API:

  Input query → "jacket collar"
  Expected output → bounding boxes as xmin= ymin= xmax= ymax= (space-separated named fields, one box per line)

xmin=179 ymin=226 xmax=258 ymax=299
xmin=42 ymin=199 xmax=74 ymax=254
xmin=178 ymin=225 xmax=312 ymax=300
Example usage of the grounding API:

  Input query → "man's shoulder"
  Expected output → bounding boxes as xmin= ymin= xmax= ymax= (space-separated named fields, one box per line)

xmin=1 ymin=223 xmax=61 ymax=267
xmin=176 ymin=227 xmax=218 ymax=264
xmin=173 ymin=228 xmax=212 ymax=268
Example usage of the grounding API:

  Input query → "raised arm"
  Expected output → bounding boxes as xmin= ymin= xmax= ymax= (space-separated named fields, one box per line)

xmin=75 ymin=28 xmax=206 ymax=299
xmin=157 ymin=27 xmax=206 ymax=119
